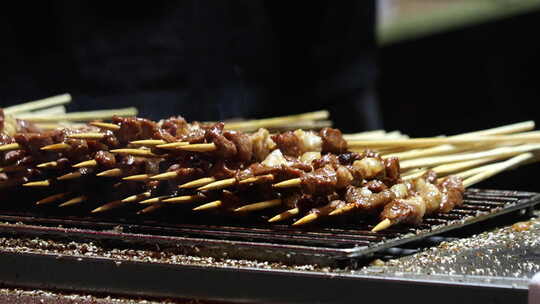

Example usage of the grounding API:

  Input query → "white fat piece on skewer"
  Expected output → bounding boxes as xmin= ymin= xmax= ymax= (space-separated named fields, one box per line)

xmin=293 ymin=129 xmax=322 ymax=153
xmin=352 ymin=157 xmax=385 ymax=179
xmin=250 ymin=128 xmax=277 ymax=161
xmin=389 ymin=183 xmax=409 ymax=199
xmin=414 ymin=177 xmax=442 ymax=214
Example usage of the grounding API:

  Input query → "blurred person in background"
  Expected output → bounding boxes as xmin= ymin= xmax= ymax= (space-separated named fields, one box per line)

xmin=0 ymin=1 xmax=378 ymax=133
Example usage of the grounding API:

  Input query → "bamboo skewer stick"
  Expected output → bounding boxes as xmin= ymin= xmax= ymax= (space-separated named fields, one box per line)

xmin=162 ymin=195 xmax=201 ymax=204
xmin=234 ymin=199 xmax=282 ymax=213
xmin=96 ymin=168 xmax=123 ymax=177
xmin=453 ymin=163 xmax=501 ymax=180
xmin=89 ymin=122 xmax=121 ymax=131
xmin=130 ymin=139 xmax=167 ymax=146
xmin=348 ymin=133 xmax=540 ymax=149
xmin=73 ymin=160 xmax=98 ymax=168
xmin=58 ymin=195 xmax=87 ymax=207
xmin=343 ymin=130 xmax=386 ymax=141
xmin=4 ymin=93 xmax=71 ymax=115
xmin=92 ymin=201 xmax=124 ymax=213
xmin=110 ymin=149 xmax=161 ymax=157
xmin=36 ymin=192 xmax=71 ymax=205
xmin=0 ymin=143 xmax=20 ymax=152
xmin=139 ymin=196 xmax=169 ymax=205
xmin=193 ymin=200 xmax=222 ymax=211
xmin=197 ymin=178 xmax=236 ymax=191
xmin=292 ymin=213 xmax=319 ymax=226
xmin=121 ymin=192 xmax=151 ymax=203
xmin=268 ymin=207 xmax=300 ymax=223
xmin=273 ymin=178 xmax=301 ymax=189
xmin=150 ymin=172 xmax=178 ymax=181
xmin=23 ymin=107 xmax=138 ymax=122
xmin=223 ymin=110 xmax=329 ymax=132
xmin=137 ymin=203 xmax=164 ymax=214
xmin=461 ymin=153 xmax=533 ymax=187
xmin=371 ymin=152 xmax=534 ymax=233
xmin=122 ymin=174 xmax=151 ymax=181
xmin=178 ymin=177 xmax=216 ymax=189
xmin=23 ymin=180 xmax=51 ymax=187
xmin=155 ymin=142 xmax=189 ymax=149
xmin=385 ymin=121 xmax=535 ymax=160
xmin=57 ymin=171 xmax=82 ymax=181
xmin=67 ymin=133 xmax=106 ymax=140
xmin=41 ymin=143 xmax=70 ymax=151
xmin=400 ymin=144 xmax=540 ymax=170
xmin=36 ymin=161 xmax=58 ymax=169
xmin=237 ymin=174 xmax=274 ymax=185
xmin=175 ymin=143 xmax=216 ymax=153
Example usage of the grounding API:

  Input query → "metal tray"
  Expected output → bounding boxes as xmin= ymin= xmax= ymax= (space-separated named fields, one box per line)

xmin=0 ymin=188 xmax=538 ymax=266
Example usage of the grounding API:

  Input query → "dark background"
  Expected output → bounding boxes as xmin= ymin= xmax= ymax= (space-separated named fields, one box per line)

xmin=378 ymin=10 xmax=540 ymax=191
xmin=0 ymin=3 xmax=538 ymax=190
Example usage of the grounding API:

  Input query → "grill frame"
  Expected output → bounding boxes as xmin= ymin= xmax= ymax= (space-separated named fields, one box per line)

xmin=0 ymin=188 xmax=538 ymax=267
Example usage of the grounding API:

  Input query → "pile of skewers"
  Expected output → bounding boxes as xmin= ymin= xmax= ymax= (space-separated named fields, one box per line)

xmin=1 ymin=95 xmax=539 ymax=233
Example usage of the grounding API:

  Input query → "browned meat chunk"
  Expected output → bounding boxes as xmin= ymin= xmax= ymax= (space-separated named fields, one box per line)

xmin=14 ymin=133 xmax=54 ymax=155
xmin=95 ymin=151 xmax=116 ymax=168
xmin=112 ymin=116 xmax=160 ymax=143
xmin=161 ymin=116 xmax=206 ymax=143
xmin=312 ymin=153 xmax=340 ymax=169
xmin=383 ymin=157 xmax=400 ymax=185
xmin=320 ymin=128 xmax=347 ymax=154
xmin=338 ymin=152 xmax=363 ymax=165
xmin=224 ymin=130 xmax=253 ymax=162
xmin=364 ymin=180 xmax=388 ymax=192
xmin=272 ymin=131 xmax=301 ymax=157
xmin=161 ymin=116 xmax=189 ymax=137
xmin=345 ymin=186 xmax=395 ymax=212
xmin=205 ymin=123 xmax=237 ymax=159
xmin=438 ymin=175 xmax=465 ymax=213
xmin=301 ymin=165 xmax=337 ymax=195
xmin=380 ymin=196 xmax=426 ymax=225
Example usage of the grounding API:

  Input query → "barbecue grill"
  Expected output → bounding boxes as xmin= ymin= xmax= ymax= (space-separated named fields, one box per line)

xmin=0 ymin=188 xmax=538 ymax=303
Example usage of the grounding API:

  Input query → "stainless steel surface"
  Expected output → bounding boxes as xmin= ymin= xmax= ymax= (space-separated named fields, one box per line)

xmin=0 ymin=189 xmax=538 ymax=303
xmin=0 ymin=188 xmax=537 ymax=267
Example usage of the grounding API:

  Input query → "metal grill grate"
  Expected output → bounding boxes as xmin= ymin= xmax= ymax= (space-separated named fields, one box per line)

xmin=0 ymin=188 xmax=538 ymax=266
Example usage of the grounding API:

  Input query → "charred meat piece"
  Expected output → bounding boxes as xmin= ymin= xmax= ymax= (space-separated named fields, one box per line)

xmin=224 ymin=130 xmax=253 ymax=163
xmin=95 ymin=151 xmax=117 ymax=168
xmin=320 ymin=127 xmax=347 ymax=154
xmin=205 ymin=122 xmax=237 ymax=159
xmin=112 ymin=116 xmax=160 ymax=144
xmin=438 ymin=175 xmax=465 ymax=213
xmin=272 ymin=131 xmax=301 ymax=157
xmin=301 ymin=165 xmax=337 ymax=195
xmin=345 ymin=186 xmax=395 ymax=212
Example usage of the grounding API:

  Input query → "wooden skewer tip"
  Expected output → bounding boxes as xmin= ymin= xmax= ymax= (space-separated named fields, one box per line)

xmin=73 ymin=159 xmax=98 ymax=168
xmin=89 ymin=122 xmax=120 ymax=131
xmin=97 ymin=168 xmax=123 ymax=177
xmin=292 ymin=213 xmax=319 ymax=226
xmin=41 ymin=143 xmax=70 ymax=151
xmin=193 ymin=200 xmax=222 ymax=211
xmin=372 ymin=219 xmax=392 ymax=232
xmin=150 ymin=171 xmax=178 ymax=181
xmin=23 ymin=180 xmax=50 ymax=187
xmin=273 ymin=178 xmax=301 ymax=188
xmin=68 ymin=133 xmax=106 ymax=140
xmin=268 ymin=208 xmax=299 ymax=223
xmin=0 ymin=143 xmax=21 ymax=152
xmin=122 ymin=174 xmax=150 ymax=181
xmin=197 ymin=178 xmax=236 ymax=191
xmin=178 ymin=177 xmax=216 ymax=189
